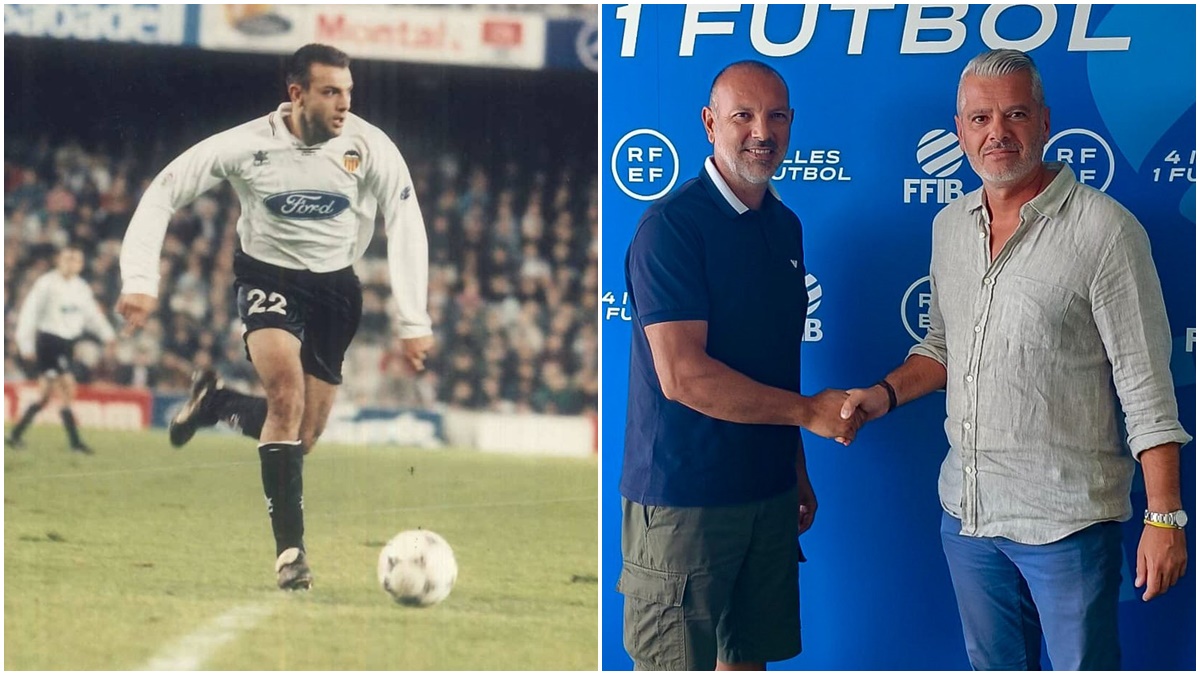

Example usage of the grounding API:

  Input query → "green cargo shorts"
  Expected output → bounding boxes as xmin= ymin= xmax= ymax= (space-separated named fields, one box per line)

xmin=617 ymin=488 xmax=802 ymax=670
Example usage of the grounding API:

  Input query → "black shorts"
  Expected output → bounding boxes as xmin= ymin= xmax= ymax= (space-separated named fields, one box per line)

xmin=233 ymin=251 xmax=363 ymax=385
xmin=34 ymin=332 xmax=75 ymax=377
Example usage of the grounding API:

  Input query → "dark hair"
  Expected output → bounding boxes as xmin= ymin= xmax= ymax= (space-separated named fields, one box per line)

xmin=286 ymin=43 xmax=351 ymax=90
xmin=708 ymin=60 xmax=789 ymax=110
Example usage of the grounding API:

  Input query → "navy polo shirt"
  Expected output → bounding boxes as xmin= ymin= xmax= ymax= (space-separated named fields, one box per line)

xmin=621 ymin=158 xmax=809 ymax=507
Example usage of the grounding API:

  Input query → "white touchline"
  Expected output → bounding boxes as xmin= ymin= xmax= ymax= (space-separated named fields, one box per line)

xmin=139 ymin=601 xmax=277 ymax=671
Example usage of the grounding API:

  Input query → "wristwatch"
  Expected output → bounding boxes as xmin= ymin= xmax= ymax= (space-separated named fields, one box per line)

xmin=1144 ymin=509 xmax=1189 ymax=529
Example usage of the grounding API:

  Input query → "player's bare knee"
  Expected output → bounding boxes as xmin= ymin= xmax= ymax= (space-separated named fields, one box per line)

xmin=264 ymin=386 xmax=304 ymax=429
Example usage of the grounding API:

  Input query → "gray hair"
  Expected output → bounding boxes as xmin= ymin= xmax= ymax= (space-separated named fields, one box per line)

xmin=957 ymin=49 xmax=1045 ymax=113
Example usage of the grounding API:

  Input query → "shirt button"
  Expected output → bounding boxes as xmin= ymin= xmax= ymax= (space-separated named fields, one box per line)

xmin=978 ymin=231 xmax=986 ymax=239
xmin=965 ymin=465 xmax=975 ymax=476
xmin=974 ymin=325 xmax=982 ymax=333
xmin=965 ymin=374 xmax=974 ymax=383
xmin=983 ymin=277 xmax=993 ymax=286
xmin=963 ymin=421 xmax=972 ymax=430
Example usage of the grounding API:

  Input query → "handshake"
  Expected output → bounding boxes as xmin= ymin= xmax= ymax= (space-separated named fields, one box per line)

xmin=803 ymin=383 xmax=894 ymax=446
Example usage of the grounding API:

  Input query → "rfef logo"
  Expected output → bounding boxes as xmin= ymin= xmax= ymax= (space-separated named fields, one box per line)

xmin=264 ymin=191 xmax=352 ymax=220
xmin=904 ymin=130 xmax=965 ymax=204
xmin=1043 ymin=128 xmax=1115 ymax=192
xmin=611 ymin=128 xmax=679 ymax=201
xmin=901 ymin=276 xmax=933 ymax=342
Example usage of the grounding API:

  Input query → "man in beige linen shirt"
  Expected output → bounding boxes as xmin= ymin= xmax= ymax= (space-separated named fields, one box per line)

xmin=840 ymin=48 xmax=1190 ymax=670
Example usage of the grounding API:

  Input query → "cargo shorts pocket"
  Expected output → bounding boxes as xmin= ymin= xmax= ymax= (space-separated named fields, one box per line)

xmin=617 ymin=561 xmax=688 ymax=670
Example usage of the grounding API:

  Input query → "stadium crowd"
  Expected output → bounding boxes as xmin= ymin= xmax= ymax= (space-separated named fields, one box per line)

xmin=4 ymin=135 xmax=598 ymax=416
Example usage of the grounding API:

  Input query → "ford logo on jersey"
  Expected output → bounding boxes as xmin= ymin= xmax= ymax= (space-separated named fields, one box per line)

xmin=264 ymin=191 xmax=351 ymax=220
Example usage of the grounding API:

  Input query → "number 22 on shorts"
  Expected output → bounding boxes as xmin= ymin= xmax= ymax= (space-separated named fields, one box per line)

xmin=246 ymin=288 xmax=288 ymax=315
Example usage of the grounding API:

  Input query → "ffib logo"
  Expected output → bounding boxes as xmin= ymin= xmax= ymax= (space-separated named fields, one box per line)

xmin=917 ymin=130 xmax=963 ymax=177
xmin=904 ymin=129 xmax=965 ymax=204
xmin=901 ymin=276 xmax=933 ymax=342
xmin=805 ymin=273 xmax=822 ymax=314
xmin=1043 ymin=128 xmax=1115 ymax=192
xmin=611 ymin=128 xmax=679 ymax=201
xmin=264 ymin=191 xmax=351 ymax=220
xmin=804 ymin=273 xmax=823 ymax=342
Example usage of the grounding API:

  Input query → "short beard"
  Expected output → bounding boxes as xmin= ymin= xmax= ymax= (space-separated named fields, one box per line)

xmin=717 ymin=144 xmax=779 ymax=186
xmin=969 ymin=139 xmax=1046 ymax=187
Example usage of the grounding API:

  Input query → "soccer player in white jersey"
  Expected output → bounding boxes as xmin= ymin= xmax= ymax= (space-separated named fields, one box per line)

xmin=116 ymin=44 xmax=434 ymax=591
xmin=7 ymin=244 xmax=116 ymax=454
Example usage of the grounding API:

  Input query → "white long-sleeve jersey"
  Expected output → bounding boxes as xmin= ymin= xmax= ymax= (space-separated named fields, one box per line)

xmin=120 ymin=102 xmax=432 ymax=339
xmin=15 ymin=271 xmax=116 ymax=356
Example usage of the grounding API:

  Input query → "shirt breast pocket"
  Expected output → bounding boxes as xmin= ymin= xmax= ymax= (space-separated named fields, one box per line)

xmin=995 ymin=275 xmax=1075 ymax=350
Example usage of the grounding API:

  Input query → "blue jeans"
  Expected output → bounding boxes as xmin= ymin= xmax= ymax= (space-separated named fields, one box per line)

xmin=940 ymin=512 xmax=1123 ymax=670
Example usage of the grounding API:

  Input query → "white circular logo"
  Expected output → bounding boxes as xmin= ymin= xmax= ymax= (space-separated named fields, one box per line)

xmin=917 ymin=129 xmax=964 ymax=178
xmin=611 ymin=129 xmax=680 ymax=201
xmin=806 ymin=274 xmax=822 ymax=315
xmin=1043 ymin=128 xmax=1115 ymax=192
xmin=575 ymin=19 xmax=597 ymax=72
xmin=901 ymin=276 xmax=933 ymax=342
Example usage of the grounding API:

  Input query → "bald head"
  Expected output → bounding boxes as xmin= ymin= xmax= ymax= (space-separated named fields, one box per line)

xmin=702 ymin=60 xmax=793 ymax=207
xmin=708 ymin=60 xmax=790 ymax=112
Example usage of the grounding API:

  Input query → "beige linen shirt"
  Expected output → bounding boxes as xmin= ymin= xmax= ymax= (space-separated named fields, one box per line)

xmin=910 ymin=162 xmax=1192 ymax=545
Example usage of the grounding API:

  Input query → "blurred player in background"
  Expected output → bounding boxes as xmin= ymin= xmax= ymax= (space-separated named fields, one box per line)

xmin=7 ymin=244 xmax=116 ymax=454
xmin=116 ymin=43 xmax=434 ymax=591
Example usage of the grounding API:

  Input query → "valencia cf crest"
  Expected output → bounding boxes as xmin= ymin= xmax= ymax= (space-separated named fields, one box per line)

xmin=343 ymin=149 xmax=362 ymax=173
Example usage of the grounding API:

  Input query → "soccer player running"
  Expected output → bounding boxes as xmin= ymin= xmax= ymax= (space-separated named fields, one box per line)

xmin=8 ymin=244 xmax=116 ymax=454
xmin=116 ymin=44 xmax=434 ymax=591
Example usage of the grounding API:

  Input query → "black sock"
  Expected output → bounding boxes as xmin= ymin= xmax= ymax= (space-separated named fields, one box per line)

xmin=259 ymin=441 xmax=305 ymax=556
xmin=211 ymin=389 xmax=268 ymax=440
xmin=61 ymin=408 xmax=83 ymax=447
xmin=10 ymin=400 xmax=46 ymax=440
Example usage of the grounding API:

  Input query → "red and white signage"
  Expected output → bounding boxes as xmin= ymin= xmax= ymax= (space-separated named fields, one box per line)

xmin=4 ymin=382 xmax=152 ymax=430
xmin=199 ymin=5 xmax=546 ymax=69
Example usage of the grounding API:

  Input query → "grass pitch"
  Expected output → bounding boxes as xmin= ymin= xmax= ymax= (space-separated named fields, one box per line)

xmin=4 ymin=426 xmax=597 ymax=670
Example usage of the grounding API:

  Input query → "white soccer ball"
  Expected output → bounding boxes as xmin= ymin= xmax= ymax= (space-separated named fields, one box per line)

xmin=377 ymin=529 xmax=458 ymax=607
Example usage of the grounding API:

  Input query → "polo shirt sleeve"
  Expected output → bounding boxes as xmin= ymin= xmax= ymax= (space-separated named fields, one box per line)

xmin=627 ymin=210 xmax=709 ymax=327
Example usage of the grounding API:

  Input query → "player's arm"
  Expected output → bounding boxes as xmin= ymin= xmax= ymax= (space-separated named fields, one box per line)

xmin=629 ymin=210 xmax=861 ymax=442
xmin=14 ymin=275 xmax=49 ymax=360
xmin=646 ymin=320 xmax=860 ymax=440
xmin=85 ymin=292 xmax=118 ymax=347
xmin=367 ymin=135 xmax=433 ymax=371
xmin=117 ymin=134 xmax=234 ymax=333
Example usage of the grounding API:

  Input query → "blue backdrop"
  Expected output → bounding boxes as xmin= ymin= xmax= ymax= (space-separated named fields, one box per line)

xmin=600 ymin=4 xmax=1196 ymax=670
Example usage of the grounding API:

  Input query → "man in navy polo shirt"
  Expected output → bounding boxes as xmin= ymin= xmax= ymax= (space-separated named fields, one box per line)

xmin=617 ymin=60 xmax=864 ymax=671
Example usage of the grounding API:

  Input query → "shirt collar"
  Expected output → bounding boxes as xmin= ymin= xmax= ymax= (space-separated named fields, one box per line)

xmin=969 ymin=162 xmax=1075 ymax=218
xmin=1025 ymin=162 xmax=1074 ymax=218
xmin=703 ymin=156 xmax=781 ymax=216
xmin=274 ymin=102 xmax=321 ymax=146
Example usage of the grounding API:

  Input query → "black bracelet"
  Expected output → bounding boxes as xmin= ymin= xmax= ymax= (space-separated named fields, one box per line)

xmin=876 ymin=379 xmax=898 ymax=413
